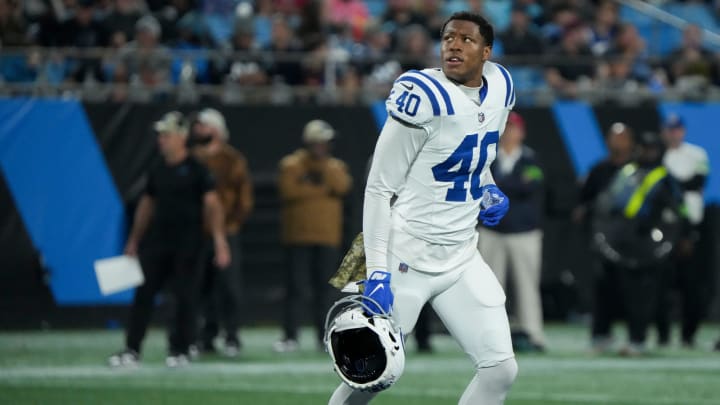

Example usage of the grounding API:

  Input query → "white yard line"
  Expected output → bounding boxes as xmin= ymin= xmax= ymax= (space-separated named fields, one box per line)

xmin=1 ymin=356 xmax=720 ymax=380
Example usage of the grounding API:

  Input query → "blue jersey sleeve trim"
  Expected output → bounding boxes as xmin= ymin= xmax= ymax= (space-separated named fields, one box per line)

xmin=479 ymin=76 xmax=489 ymax=105
xmin=395 ymin=75 xmax=441 ymax=116
xmin=496 ymin=64 xmax=513 ymax=107
xmin=414 ymin=70 xmax=455 ymax=115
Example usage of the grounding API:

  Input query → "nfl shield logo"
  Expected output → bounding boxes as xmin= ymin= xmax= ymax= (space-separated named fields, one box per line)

xmin=399 ymin=263 xmax=409 ymax=273
xmin=478 ymin=112 xmax=485 ymax=124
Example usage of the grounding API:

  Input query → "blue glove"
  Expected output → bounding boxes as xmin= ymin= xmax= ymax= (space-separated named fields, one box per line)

xmin=478 ymin=185 xmax=510 ymax=227
xmin=362 ymin=271 xmax=394 ymax=316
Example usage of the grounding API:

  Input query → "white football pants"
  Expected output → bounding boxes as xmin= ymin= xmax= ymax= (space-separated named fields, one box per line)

xmin=328 ymin=249 xmax=517 ymax=404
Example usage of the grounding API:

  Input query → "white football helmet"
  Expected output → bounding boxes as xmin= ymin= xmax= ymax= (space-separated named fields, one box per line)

xmin=323 ymin=295 xmax=405 ymax=392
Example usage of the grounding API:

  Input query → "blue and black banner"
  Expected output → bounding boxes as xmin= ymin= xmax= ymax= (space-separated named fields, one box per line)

xmin=0 ymin=100 xmax=717 ymax=327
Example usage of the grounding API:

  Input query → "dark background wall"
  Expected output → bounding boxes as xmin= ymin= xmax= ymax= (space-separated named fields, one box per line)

xmin=1 ymin=103 xmax=717 ymax=329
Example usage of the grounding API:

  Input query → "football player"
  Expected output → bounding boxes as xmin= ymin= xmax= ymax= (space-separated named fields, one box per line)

xmin=328 ymin=11 xmax=517 ymax=405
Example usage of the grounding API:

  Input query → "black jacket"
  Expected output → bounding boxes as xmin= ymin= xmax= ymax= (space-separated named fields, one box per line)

xmin=490 ymin=146 xmax=544 ymax=234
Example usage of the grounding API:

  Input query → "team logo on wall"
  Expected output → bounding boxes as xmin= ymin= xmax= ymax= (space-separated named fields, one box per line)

xmin=478 ymin=112 xmax=485 ymax=124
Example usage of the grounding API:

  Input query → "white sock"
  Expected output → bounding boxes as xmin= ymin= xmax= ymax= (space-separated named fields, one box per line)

xmin=459 ymin=357 xmax=518 ymax=405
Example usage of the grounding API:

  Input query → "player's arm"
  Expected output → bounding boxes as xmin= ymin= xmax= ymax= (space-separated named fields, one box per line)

xmin=325 ymin=160 xmax=353 ymax=197
xmin=204 ymin=191 xmax=231 ymax=268
xmin=124 ymin=194 xmax=154 ymax=256
xmin=684 ymin=150 xmax=709 ymax=191
xmin=364 ymin=117 xmax=428 ymax=274
xmin=232 ymin=158 xmax=254 ymax=226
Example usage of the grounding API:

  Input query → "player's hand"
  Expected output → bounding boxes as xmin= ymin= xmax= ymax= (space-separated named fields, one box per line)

xmin=124 ymin=239 xmax=139 ymax=257
xmin=478 ymin=185 xmax=509 ymax=227
xmin=214 ymin=237 xmax=231 ymax=269
xmin=362 ymin=271 xmax=393 ymax=316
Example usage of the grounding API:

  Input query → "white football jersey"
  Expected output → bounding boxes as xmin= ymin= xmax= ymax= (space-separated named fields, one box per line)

xmin=364 ymin=62 xmax=515 ymax=272
xmin=663 ymin=142 xmax=710 ymax=224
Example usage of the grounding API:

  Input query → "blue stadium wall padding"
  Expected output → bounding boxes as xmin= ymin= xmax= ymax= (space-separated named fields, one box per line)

xmin=0 ymin=99 xmax=130 ymax=304
xmin=371 ymin=100 xmax=388 ymax=130
xmin=552 ymin=101 xmax=606 ymax=179
xmin=658 ymin=102 xmax=719 ymax=203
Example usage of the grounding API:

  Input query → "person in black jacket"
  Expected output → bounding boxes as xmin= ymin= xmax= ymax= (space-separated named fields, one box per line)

xmin=108 ymin=111 xmax=230 ymax=368
xmin=574 ymin=122 xmax=634 ymax=353
xmin=591 ymin=131 xmax=687 ymax=356
xmin=477 ymin=112 xmax=546 ymax=351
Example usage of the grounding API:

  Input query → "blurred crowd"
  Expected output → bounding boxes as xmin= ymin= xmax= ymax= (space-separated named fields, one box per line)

xmin=2 ymin=0 xmax=720 ymax=103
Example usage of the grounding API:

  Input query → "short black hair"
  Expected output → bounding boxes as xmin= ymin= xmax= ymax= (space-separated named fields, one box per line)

xmin=441 ymin=12 xmax=494 ymax=47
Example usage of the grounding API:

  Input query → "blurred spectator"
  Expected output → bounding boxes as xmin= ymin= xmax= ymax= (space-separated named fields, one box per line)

xmin=117 ymin=15 xmax=172 ymax=99
xmin=274 ymin=119 xmax=352 ymax=353
xmin=297 ymin=0 xmax=324 ymax=49
xmin=655 ymin=114 xmax=710 ymax=348
xmin=665 ymin=24 xmax=717 ymax=88
xmin=477 ymin=112 xmax=546 ymax=352
xmin=53 ymin=0 xmax=108 ymax=47
xmin=324 ymin=0 xmax=370 ymax=43
xmin=595 ymin=52 xmax=642 ymax=97
xmin=264 ymin=15 xmax=303 ymax=85
xmin=541 ymin=3 xmax=580 ymax=47
xmin=382 ymin=0 xmax=427 ymax=50
xmin=209 ymin=23 xmax=267 ymax=85
xmin=353 ymin=23 xmax=392 ymax=73
xmin=588 ymin=0 xmax=618 ymax=56
xmin=576 ymin=123 xmax=634 ymax=350
xmin=607 ymin=23 xmax=651 ymax=84
xmin=153 ymin=0 xmax=198 ymax=44
xmin=48 ymin=0 xmax=108 ymax=83
xmin=104 ymin=0 xmax=144 ymax=46
xmin=397 ymin=23 xmax=433 ymax=72
xmin=252 ymin=0 xmax=275 ymax=48
xmin=576 ymin=123 xmax=636 ymax=225
xmin=417 ymin=0 xmax=446 ymax=42
xmin=0 ymin=0 xmax=28 ymax=46
xmin=108 ymin=111 xmax=230 ymax=368
xmin=169 ymin=12 xmax=211 ymax=84
xmin=545 ymin=21 xmax=595 ymax=98
xmin=499 ymin=4 xmax=544 ymax=57
xmin=190 ymin=108 xmax=254 ymax=357
xmin=590 ymin=131 xmax=687 ymax=357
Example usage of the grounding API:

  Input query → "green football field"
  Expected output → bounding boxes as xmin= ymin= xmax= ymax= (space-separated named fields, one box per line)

xmin=1 ymin=324 xmax=719 ymax=405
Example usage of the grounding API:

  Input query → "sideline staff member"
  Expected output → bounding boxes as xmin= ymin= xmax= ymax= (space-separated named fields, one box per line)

xmin=108 ymin=111 xmax=230 ymax=368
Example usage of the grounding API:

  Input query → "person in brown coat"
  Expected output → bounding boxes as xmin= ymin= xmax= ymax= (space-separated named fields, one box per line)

xmin=190 ymin=108 xmax=254 ymax=357
xmin=274 ymin=119 xmax=352 ymax=352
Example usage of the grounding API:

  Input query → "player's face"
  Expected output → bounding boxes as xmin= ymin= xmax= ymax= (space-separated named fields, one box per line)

xmin=663 ymin=127 xmax=685 ymax=148
xmin=157 ymin=132 xmax=186 ymax=157
xmin=608 ymin=131 xmax=633 ymax=158
xmin=440 ymin=19 xmax=491 ymax=87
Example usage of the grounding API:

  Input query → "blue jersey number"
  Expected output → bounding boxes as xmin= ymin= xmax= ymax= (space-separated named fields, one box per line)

xmin=395 ymin=91 xmax=420 ymax=117
xmin=431 ymin=131 xmax=500 ymax=202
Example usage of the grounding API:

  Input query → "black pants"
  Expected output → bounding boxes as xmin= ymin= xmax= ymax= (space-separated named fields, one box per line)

xmin=199 ymin=234 xmax=243 ymax=345
xmin=656 ymin=251 xmax=710 ymax=345
xmin=592 ymin=261 xmax=661 ymax=345
xmin=282 ymin=244 xmax=339 ymax=343
xmin=125 ymin=247 xmax=204 ymax=355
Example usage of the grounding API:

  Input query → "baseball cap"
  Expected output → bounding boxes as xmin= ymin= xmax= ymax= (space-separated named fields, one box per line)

xmin=302 ymin=119 xmax=335 ymax=143
xmin=507 ymin=111 xmax=525 ymax=130
xmin=198 ymin=108 xmax=228 ymax=140
xmin=154 ymin=111 xmax=188 ymax=136
xmin=663 ymin=114 xmax=685 ymax=129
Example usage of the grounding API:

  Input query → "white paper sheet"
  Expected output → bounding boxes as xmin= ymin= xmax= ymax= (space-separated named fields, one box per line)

xmin=94 ymin=255 xmax=144 ymax=296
